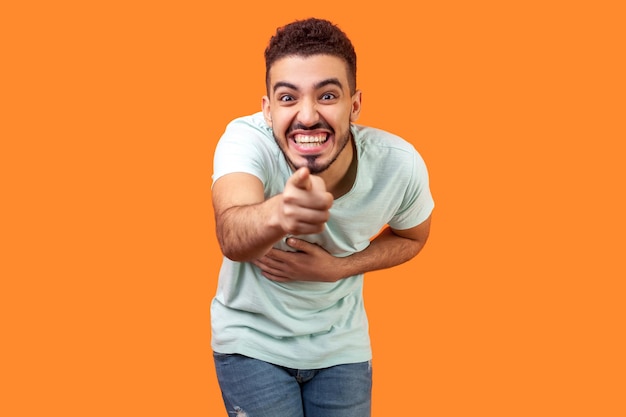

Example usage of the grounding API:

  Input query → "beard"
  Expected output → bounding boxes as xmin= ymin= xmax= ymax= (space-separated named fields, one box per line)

xmin=273 ymin=122 xmax=352 ymax=174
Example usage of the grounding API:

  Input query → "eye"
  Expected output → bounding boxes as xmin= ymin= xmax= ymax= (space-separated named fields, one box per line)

xmin=320 ymin=93 xmax=337 ymax=100
xmin=279 ymin=94 xmax=294 ymax=102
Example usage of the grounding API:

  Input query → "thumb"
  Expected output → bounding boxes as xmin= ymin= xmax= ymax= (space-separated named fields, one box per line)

xmin=291 ymin=167 xmax=312 ymax=191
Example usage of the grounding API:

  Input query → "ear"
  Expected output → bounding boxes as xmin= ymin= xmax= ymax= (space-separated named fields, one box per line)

xmin=350 ymin=90 xmax=362 ymax=122
xmin=262 ymin=96 xmax=272 ymax=127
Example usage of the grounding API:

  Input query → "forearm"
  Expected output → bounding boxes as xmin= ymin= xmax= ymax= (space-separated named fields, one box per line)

xmin=253 ymin=217 xmax=432 ymax=283
xmin=215 ymin=195 xmax=286 ymax=262
xmin=213 ymin=169 xmax=334 ymax=262
xmin=337 ymin=227 xmax=426 ymax=279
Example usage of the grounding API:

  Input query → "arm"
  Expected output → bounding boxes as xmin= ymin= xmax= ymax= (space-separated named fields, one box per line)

xmin=212 ymin=168 xmax=333 ymax=262
xmin=253 ymin=215 xmax=432 ymax=282
xmin=345 ymin=216 xmax=432 ymax=276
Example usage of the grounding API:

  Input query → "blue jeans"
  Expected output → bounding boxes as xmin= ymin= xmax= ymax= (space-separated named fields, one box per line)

xmin=213 ymin=352 xmax=372 ymax=417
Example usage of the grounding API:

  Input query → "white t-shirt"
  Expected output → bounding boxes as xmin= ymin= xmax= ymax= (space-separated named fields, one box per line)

xmin=211 ymin=112 xmax=434 ymax=369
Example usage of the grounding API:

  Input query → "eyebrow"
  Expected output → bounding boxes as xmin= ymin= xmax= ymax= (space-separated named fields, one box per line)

xmin=272 ymin=78 xmax=344 ymax=93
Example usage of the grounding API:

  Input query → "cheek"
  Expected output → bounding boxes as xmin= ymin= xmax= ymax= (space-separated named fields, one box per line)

xmin=272 ymin=120 xmax=289 ymax=136
xmin=331 ymin=111 xmax=352 ymax=132
xmin=270 ymin=110 xmax=291 ymax=130
xmin=335 ymin=105 xmax=353 ymax=122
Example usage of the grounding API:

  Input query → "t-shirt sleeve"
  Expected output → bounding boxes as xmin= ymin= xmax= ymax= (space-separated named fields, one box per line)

xmin=388 ymin=149 xmax=435 ymax=230
xmin=212 ymin=116 xmax=275 ymax=187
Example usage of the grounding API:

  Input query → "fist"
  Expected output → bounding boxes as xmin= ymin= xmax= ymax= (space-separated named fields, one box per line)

xmin=279 ymin=167 xmax=333 ymax=235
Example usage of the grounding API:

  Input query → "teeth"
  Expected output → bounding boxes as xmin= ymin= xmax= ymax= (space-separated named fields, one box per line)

xmin=294 ymin=134 xmax=327 ymax=145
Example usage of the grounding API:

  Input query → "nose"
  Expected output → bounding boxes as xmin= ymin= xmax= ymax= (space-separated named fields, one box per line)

xmin=296 ymin=98 xmax=319 ymax=127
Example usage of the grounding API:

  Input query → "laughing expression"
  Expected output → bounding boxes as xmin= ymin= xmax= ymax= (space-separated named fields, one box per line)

xmin=262 ymin=54 xmax=361 ymax=176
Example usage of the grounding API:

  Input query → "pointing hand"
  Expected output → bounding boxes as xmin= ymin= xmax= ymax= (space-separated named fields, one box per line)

xmin=279 ymin=167 xmax=333 ymax=235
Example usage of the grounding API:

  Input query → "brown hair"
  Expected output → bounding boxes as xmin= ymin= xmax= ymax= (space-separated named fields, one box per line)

xmin=264 ymin=18 xmax=357 ymax=94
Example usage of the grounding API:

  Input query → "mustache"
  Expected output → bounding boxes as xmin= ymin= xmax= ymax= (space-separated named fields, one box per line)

xmin=286 ymin=121 xmax=333 ymax=135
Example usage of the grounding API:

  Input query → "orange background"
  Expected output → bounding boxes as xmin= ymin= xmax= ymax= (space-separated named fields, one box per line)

xmin=2 ymin=1 xmax=625 ymax=416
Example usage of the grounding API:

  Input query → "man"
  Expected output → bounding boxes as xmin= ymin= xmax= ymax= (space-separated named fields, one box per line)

xmin=211 ymin=17 xmax=434 ymax=417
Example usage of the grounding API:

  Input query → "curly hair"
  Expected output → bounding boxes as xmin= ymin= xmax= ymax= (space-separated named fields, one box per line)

xmin=264 ymin=18 xmax=357 ymax=94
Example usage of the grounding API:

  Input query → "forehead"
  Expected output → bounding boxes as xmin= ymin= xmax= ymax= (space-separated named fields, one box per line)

xmin=268 ymin=54 xmax=350 ymax=90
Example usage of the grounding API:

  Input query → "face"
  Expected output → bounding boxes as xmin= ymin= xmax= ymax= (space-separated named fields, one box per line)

xmin=262 ymin=54 xmax=361 ymax=175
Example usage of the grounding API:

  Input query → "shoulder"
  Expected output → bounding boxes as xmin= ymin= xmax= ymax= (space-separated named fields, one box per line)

xmin=352 ymin=124 xmax=426 ymax=171
xmin=217 ymin=112 xmax=279 ymax=156
xmin=352 ymin=124 xmax=418 ymax=155
xmin=213 ymin=112 xmax=283 ymax=184
xmin=351 ymin=123 xmax=430 ymax=188
xmin=223 ymin=112 xmax=273 ymax=138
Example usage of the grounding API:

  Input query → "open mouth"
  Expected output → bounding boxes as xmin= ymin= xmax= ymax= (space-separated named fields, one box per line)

xmin=293 ymin=133 xmax=329 ymax=148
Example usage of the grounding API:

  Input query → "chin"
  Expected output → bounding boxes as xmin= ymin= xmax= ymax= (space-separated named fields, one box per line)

xmin=300 ymin=155 xmax=334 ymax=174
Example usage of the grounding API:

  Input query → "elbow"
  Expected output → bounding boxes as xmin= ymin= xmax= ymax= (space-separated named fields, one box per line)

xmin=406 ymin=240 xmax=425 ymax=261
xmin=217 ymin=238 xmax=264 ymax=263
xmin=218 ymin=242 xmax=249 ymax=263
xmin=223 ymin=252 xmax=253 ymax=263
xmin=399 ymin=235 xmax=429 ymax=264
xmin=411 ymin=234 xmax=430 ymax=259
xmin=215 ymin=225 xmax=251 ymax=262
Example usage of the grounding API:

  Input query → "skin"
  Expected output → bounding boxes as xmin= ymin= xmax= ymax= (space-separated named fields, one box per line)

xmin=212 ymin=54 xmax=431 ymax=281
xmin=263 ymin=54 xmax=362 ymax=196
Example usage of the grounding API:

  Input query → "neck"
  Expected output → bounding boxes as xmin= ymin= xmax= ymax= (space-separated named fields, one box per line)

xmin=321 ymin=135 xmax=357 ymax=199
